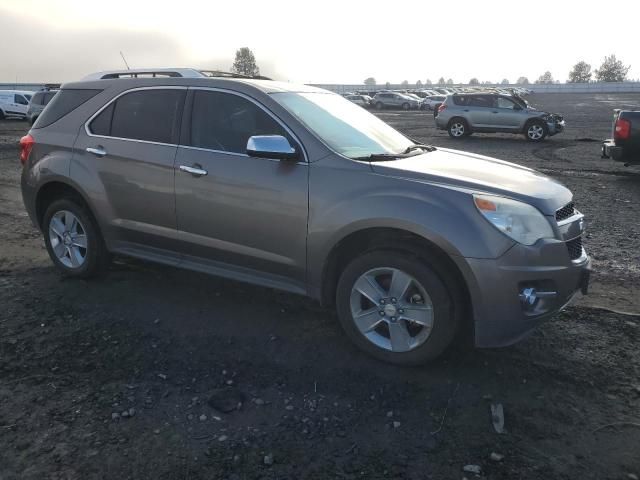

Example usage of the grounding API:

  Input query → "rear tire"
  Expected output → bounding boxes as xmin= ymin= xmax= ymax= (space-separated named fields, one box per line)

xmin=402 ymin=103 xmax=410 ymax=110
xmin=43 ymin=198 xmax=110 ymax=278
xmin=525 ymin=120 xmax=548 ymax=142
xmin=336 ymin=250 xmax=461 ymax=365
xmin=447 ymin=118 xmax=468 ymax=138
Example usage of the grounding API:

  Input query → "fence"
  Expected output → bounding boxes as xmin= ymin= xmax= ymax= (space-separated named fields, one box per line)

xmin=309 ymin=82 xmax=640 ymax=94
xmin=3 ymin=81 xmax=640 ymax=95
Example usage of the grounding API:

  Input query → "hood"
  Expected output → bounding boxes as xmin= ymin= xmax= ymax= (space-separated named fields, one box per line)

xmin=370 ymin=148 xmax=572 ymax=215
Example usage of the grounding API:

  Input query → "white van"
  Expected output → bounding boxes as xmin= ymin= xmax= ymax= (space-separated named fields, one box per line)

xmin=0 ymin=90 xmax=33 ymax=120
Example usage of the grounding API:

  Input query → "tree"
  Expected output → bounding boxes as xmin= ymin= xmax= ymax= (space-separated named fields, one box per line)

xmin=416 ymin=80 xmax=423 ymax=87
xmin=401 ymin=80 xmax=409 ymax=86
xmin=568 ymin=61 xmax=592 ymax=83
xmin=469 ymin=78 xmax=479 ymax=85
xmin=517 ymin=76 xmax=530 ymax=85
xmin=595 ymin=55 xmax=630 ymax=82
xmin=425 ymin=79 xmax=432 ymax=85
xmin=501 ymin=78 xmax=510 ymax=85
xmin=446 ymin=78 xmax=454 ymax=85
xmin=231 ymin=47 xmax=260 ymax=76
xmin=536 ymin=71 xmax=554 ymax=84
xmin=438 ymin=77 xmax=445 ymax=85
xmin=483 ymin=80 xmax=492 ymax=85
xmin=364 ymin=77 xmax=376 ymax=86
xmin=385 ymin=81 xmax=391 ymax=89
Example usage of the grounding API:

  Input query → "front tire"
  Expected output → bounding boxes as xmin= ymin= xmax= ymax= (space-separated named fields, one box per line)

xmin=43 ymin=198 xmax=110 ymax=278
xmin=336 ymin=250 xmax=461 ymax=365
xmin=525 ymin=120 xmax=548 ymax=142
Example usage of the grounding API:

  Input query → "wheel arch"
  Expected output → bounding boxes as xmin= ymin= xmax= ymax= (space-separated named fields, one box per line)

xmin=320 ymin=227 xmax=472 ymax=320
xmin=35 ymin=180 xmax=100 ymax=232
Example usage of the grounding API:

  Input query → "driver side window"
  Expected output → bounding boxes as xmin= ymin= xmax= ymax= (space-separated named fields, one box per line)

xmin=188 ymin=90 xmax=289 ymax=155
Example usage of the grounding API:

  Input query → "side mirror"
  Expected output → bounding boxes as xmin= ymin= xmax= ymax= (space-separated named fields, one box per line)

xmin=246 ymin=135 xmax=299 ymax=161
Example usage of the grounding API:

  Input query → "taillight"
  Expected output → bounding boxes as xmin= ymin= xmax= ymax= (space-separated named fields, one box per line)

xmin=614 ymin=118 xmax=631 ymax=141
xmin=19 ymin=134 xmax=34 ymax=166
xmin=438 ymin=104 xmax=447 ymax=113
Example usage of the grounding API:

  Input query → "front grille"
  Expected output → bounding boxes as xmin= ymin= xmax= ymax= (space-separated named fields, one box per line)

xmin=556 ymin=202 xmax=575 ymax=222
xmin=566 ymin=236 xmax=583 ymax=260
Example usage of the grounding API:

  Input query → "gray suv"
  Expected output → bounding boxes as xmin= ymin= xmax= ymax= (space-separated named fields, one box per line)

xmin=20 ymin=69 xmax=590 ymax=365
xmin=26 ymin=88 xmax=59 ymax=125
xmin=435 ymin=93 xmax=565 ymax=141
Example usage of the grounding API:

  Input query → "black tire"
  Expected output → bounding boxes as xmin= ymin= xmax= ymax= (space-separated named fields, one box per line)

xmin=375 ymin=102 xmax=383 ymax=110
xmin=43 ymin=198 xmax=110 ymax=278
xmin=402 ymin=102 xmax=410 ymax=110
xmin=0 ymin=110 xmax=5 ymax=120
xmin=336 ymin=250 xmax=462 ymax=365
xmin=447 ymin=118 xmax=469 ymax=138
xmin=524 ymin=120 xmax=548 ymax=142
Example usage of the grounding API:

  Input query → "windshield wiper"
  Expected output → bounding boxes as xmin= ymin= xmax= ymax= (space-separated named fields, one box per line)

xmin=403 ymin=144 xmax=437 ymax=154
xmin=353 ymin=153 xmax=406 ymax=162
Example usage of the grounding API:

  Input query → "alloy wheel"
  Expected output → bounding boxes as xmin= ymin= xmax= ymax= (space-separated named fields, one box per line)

xmin=450 ymin=122 xmax=465 ymax=137
xmin=49 ymin=210 xmax=88 ymax=269
xmin=528 ymin=124 xmax=544 ymax=140
xmin=349 ymin=267 xmax=434 ymax=352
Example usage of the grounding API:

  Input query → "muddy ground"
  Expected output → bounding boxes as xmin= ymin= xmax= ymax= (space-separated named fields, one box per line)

xmin=0 ymin=93 xmax=639 ymax=480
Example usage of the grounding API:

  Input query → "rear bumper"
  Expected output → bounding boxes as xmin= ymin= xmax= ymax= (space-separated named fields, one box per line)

xmin=601 ymin=139 xmax=627 ymax=162
xmin=459 ymin=239 xmax=591 ymax=348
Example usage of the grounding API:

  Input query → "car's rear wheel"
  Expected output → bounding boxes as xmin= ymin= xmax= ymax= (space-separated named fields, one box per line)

xmin=375 ymin=102 xmax=383 ymax=110
xmin=402 ymin=102 xmax=410 ymax=110
xmin=525 ymin=121 xmax=547 ymax=142
xmin=447 ymin=119 xmax=468 ymax=138
xmin=336 ymin=250 xmax=460 ymax=365
xmin=43 ymin=198 xmax=110 ymax=278
xmin=0 ymin=110 xmax=5 ymax=120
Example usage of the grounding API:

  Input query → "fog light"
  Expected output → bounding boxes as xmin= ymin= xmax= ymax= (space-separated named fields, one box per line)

xmin=520 ymin=287 xmax=538 ymax=306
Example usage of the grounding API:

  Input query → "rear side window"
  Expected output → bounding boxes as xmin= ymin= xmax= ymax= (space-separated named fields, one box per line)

xmin=468 ymin=95 xmax=493 ymax=108
xmin=33 ymin=89 xmax=101 ymax=129
xmin=452 ymin=95 xmax=468 ymax=106
xmin=43 ymin=92 xmax=57 ymax=105
xmin=187 ymin=90 xmax=288 ymax=154
xmin=31 ymin=92 xmax=45 ymax=105
xmin=89 ymin=89 xmax=185 ymax=144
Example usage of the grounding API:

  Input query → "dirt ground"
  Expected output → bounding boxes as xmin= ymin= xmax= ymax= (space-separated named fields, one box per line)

xmin=1 ymin=93 xmax=639 ymax=480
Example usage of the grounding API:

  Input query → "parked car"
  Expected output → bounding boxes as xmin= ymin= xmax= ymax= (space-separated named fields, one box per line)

xmin=20 ymin=68 xmax=590 ymax=365
xmin=435 ymin=93 xmax=565 ymax=142
xmin=602 ymin=109 xmax=640 ymax=165
xmin=422 ymin=95 xmax=446 ymax=111
xmin=27 ymin=88 xmax=59 ymax=125
xmin=346 ymin=94 xmax=372 ymax=108
xmin=0 ymin=90 xmax=33 ymax=120
xmin=372 ymin=92 xmax=421 ymax=110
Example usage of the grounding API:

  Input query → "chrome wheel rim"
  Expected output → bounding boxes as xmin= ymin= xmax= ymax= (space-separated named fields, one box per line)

xmin=49 ymin=210 xmax=88 ymax=269
xmin=528 ymin=124 xmax=544 ymax=139
xmin=350 ymin=267 xmax=434 ymax=352
xmin=450 ymin=123 xmax=465 ymax=136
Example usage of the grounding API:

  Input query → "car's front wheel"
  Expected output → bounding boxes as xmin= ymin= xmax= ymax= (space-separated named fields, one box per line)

xmin=525 ymin=120 xmax=548 ymax=142
xmin=336 ymin=250 xmax=460 ymax=365
xmin=43 ymin=198 xmax=110 ymax=278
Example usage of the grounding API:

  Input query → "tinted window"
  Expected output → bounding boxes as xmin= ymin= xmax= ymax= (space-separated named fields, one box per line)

xmin=14 ymin=95 xmax=28 ymax=105
xmin=33 ymin=89 xmax=101 ymax=129
xmin=452 ymin=95 xmax=468 ymax=106
xmin=188 ymin=90 xmax=288 ymax=154
xmin=468 ymin=95 xmax=493 ymax=108
xmin=88 ymin=90 xmax=184 ymax=143
xmin=43 ymin=92 xmax=57 ymax=105
xmin=89 ymin=103 xmax=114 ymax=136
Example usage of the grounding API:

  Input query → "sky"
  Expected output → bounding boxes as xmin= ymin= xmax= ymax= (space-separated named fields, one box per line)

xmin=0 ymin=0 xmax=638 ymax=85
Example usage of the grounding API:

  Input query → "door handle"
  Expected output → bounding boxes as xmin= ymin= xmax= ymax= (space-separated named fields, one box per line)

xmin=86 ymin=146 xmax=107 ymax=157
xmin=179 ymin=165 xmax=208 ymax=177
xmin=463 ymin=109 xmax=469 ymax=112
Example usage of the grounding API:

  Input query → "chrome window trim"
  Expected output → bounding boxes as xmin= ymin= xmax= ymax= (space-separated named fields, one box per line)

xmin=183 ymin=86 xmax=309 ymax=164
xmin=84 ymin=86 xmax=188 ymax=147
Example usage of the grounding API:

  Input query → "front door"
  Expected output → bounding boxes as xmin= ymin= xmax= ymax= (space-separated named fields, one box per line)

xmin=174 ymin=89 xmax=309 ymax=290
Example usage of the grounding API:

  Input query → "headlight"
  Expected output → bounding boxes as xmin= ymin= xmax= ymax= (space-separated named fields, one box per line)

xmin=473 ymin=194 xmax=554 ymax=245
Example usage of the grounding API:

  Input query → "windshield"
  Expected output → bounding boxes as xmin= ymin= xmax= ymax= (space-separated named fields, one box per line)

xmin=271 ymin=92 xmax=413 ymax=159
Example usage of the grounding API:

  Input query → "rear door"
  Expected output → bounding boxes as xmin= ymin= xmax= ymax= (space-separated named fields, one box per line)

xmin=72 ymin=87 xmax=186 ymax=255
xmin=466 ymin=95 xmax=495 ymax=128
xmin=173 ymin=88 xmax=309 ymax=289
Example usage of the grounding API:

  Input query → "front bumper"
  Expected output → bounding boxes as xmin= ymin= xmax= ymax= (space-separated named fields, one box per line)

xmin=461 ymin=238 xmax=591 ymax=348
xmin=547 ymin=119 xmax=565 ymax=136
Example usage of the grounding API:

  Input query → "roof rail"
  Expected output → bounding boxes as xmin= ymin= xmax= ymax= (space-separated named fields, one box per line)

xmin=82 ymin=68 xmax=272 ymax=81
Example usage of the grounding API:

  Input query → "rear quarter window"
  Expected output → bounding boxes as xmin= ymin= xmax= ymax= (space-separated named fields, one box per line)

xmin=33 ymin=89 xmax=102 ymax=129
